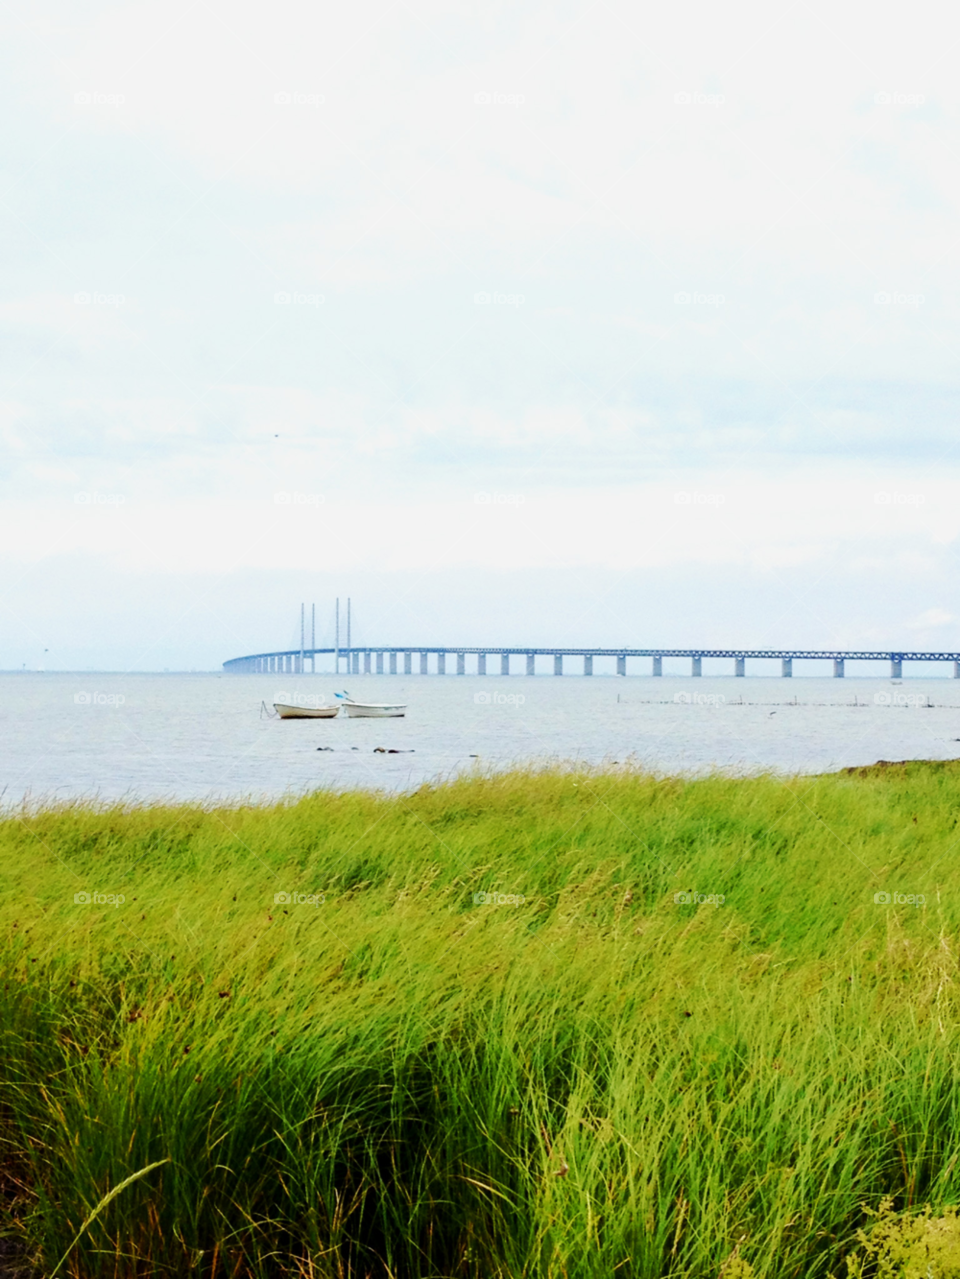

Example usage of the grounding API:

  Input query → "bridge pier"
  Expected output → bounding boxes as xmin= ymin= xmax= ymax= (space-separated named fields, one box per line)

xmin=478 ymin=653 xmax=487 ymax=675
xmin=352 ymin=652 xmax=360 ymax=675
xmin=457 ymin=652 xmax=465 ymax=674
xmin=363 ymin=651 xmax=371 ymax=675
xmin=404 ymin=651 xmax=412 ymax=675
xmin=554 ymin=654 xmax=563 ymax=675
xmin=526 ymin=653 xmax=535 ymax=676
xmin=501 ymin=654 xmax=510 ymax=676
xmin=438 ymin=652 xmax=446 ymax=674
xmin=390 ymin=651 xmax=397 ymax=675
xmin=692 ymin=655 xmax=702 ymax=676
xmin=616 ymin=655 xmax=626 ymax=676
xmin=376 ymin=652 xmax=383 ymax=674
xmin=583 ymin=655 xmax=593 ymax=675
xmin=735 ymin=656 xmax=745 ymax=677
xmin=782 ymin=657 xmax=792 ymax=677
xmin=891 ymin=656 xmax=902 ymax=679
xmin=420 ymin=651 xmax=428 ymax=675
xmin=652 ymin=656 xmax=662 ymax=676
xmin=955 ymin=660 xmax=960 ymax=679
xmin=834 ymin=658 xmax=844 ymax=678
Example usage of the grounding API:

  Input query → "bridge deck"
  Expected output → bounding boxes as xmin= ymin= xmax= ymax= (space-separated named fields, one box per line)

xmin=224 ymin=646 xmax=960 ymax=671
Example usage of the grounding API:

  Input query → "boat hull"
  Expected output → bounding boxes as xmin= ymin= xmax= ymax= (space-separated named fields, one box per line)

xmin=341 ymin=702 xmax=406 ymax=718
xmin=274 ymin=703 xmax=340 ymax=719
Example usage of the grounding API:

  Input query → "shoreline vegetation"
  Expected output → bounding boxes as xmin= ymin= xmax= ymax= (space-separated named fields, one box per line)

xmin=2 ymin=762 xmax=960 ymax=1277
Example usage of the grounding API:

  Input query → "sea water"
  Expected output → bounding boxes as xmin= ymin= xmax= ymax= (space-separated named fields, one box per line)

xmin=1 ymin=672 xmax=958 ymax=807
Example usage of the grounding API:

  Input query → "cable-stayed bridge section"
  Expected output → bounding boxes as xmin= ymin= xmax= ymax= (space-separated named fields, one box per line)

xmin=223 ymin=647 xmax=960 ymax=679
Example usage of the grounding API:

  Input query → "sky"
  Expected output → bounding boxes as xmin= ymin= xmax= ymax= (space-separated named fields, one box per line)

xmin=2 ymin=0 xmax=959 ymax=670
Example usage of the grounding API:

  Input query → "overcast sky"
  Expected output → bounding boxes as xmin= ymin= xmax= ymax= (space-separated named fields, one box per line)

xmin=2 ymin=0 xmax=958 ymax=670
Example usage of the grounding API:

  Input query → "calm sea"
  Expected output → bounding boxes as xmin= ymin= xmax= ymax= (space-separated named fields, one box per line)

xmin=2 ymin=672 xmax=959 ymax=808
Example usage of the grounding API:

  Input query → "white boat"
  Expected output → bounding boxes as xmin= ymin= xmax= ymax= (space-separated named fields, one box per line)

xmin=273 ymin=702 xmax=340 ymax=719
xmin=336 ymin=694 xmax=406 ymax=718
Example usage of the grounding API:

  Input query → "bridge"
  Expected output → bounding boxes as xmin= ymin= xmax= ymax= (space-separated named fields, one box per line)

xmin=223 ymin=647 xmax=960 ymax=679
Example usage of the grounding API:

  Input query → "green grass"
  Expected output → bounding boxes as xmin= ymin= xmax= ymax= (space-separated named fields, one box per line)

xmin=2 ymin=761 xmax=960 ymax=1277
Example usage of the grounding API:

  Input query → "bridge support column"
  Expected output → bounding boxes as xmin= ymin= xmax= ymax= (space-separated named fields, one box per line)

xmin=692 ymin=656 xmax=702 ymax=676
xmin=457 ymin=652 xmax=465 ymax=674
xmin=652 ymin=656 xmax=662 ymax=676
xmin=554 ymin=654 xmax=562 ymax=675
xmin=478 ymin=653 xmax=487 ymax=675
xmin=891 ymin=656 xmax=902 ymax=679
xmin=404 ymin=651 xmax=412 ymax=675
xmin=782 ymin=657 xmax=792 ymax=677
xmin=389 ymin=651 xmax=397 ymax=674
xmin=420 ymin=651 xmax=429 ymax=675
xmin=583 ymin=655 xmax=593 ymax=675
xmin=501 ymin=654 xmax=510 ymax=676
xmin=352 ymin=652 xmax=360 ymax=675
xmin=526 ymin=653 xmax=535 ymax=676
xmin=376 ymin=652 xmax=383 ymax=674
xmin=438 ymin=652 xmax=446 ymax=674
xmin=617 ymin=655 xmax=626 ymax=676
xmin=955 ymin=660 xmax=960 ymax=679
xmin=834 ymin=658 xmax=844 ymax=678
xmin=363 ymin=651 xmax=371 ymax=675
xmin=735 ymin=656 xmax=745 ymax=677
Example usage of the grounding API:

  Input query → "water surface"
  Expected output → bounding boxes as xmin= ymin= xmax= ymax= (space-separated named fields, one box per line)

xmin=2 ymin=673 xmax=958 ymax=807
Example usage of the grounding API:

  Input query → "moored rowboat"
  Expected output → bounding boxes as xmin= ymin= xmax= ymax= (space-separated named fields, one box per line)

xmin=273 ymin=703 xmax=340 ymax=719
xmin=335 ymin=694 xmax=406 ymax=718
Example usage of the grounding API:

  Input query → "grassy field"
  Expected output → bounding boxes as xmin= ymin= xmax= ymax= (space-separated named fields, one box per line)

xmin=2 ymin=761 xmax=960 ymax=1277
